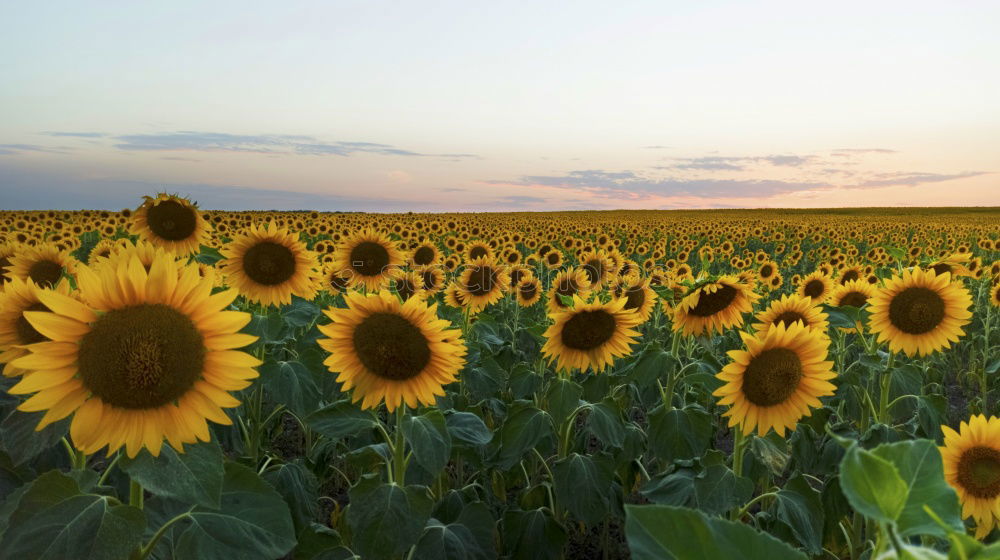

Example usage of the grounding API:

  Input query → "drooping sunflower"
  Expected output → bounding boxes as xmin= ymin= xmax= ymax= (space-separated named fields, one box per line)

xmin=713 ymin=322 xmax=835 ymax=437
xmin=611 ymin=275 xmax=658 ymax=323
xmin=130 ymin=193 xmax=212 ymax=255
xmin=753 ymin=293 xmax=829 ymax=339
xmin=317 ymin=291 xmax=466 ymax=411
xmin=333 ymin=229 xmax=405 ymax=291
xmin=868 ymin=268 xmax=973 ymax=357
xmin=515 ymin=277 xmax=542 ymax=307
xmin=8 ymin=253 xmax=260 ymax=458
xmin=797 ymin=271 xmax=834 ymax=305
xmin=6 ymin=243 xmax=76 ymax=288
xmin=941 ymin=415 xmax=1000 ymax=538
xmin=457 ymin=257 xmax=510 ymax=312
xmin=220 ymin=221 xmax=319 ymax=307
xmin=541 ymin=295 xmax=642 ymax=373
xmin=0 ymin=277 xmax=73 ymax=377
xmin=672 ymin=276 xmax=758 ymax=337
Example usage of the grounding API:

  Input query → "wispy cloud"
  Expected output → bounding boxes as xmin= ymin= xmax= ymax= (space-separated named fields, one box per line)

xmin=489 ymin=169 xmax=828 ymax=199
xmin=662 ymin=154 xmax=822 ymax=172
xmin=0 ymin=144 xmax=71 ymax=156
xmin=111 ymin=131 xmax=478 ymax=159
xmin=831 ymin=148 xmax=897 ymax=157
xmin=41 ymin=131 xmax=108 ymax=138
xmin=849 ymin=171 xmax=991 ymax=188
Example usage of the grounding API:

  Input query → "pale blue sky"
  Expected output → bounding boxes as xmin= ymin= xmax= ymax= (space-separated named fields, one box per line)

xmin=2 ymin=1 xmax=998 ymax=210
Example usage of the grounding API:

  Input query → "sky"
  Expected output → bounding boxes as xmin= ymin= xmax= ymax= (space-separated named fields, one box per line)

xmin=1 ymin=0 xmax=998 ymax=212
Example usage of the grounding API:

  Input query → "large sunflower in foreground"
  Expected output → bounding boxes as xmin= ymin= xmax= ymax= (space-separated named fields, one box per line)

xmin=130 ymin=193 xmax=212 ymax=255
xmin=753 ymin=293 xmax=829 ymax=339
xmin=713 ymin=322 xmax=835 ymax=437
xmin=868 ymin=268 xmax=973 ymax=357
xmin=8 ymin=253 xmax=260 ymax=458
xmin=542 ymin=295 xmax=642 ymax=373
xmin=220 ymin=221 xmax=319 ymax=307
xmin=317 ymin=291 xmax=466 ymax=411
xmin=333 ymin=229 xmax=404 ymax=291
xmin=672 ymin=276 xmax=758 ymax=337
xmin=6 ymin=243 xmax=76 ymax=288
xmin=0 ymin=277 xmax=73 ymax=377
xmin=941 ymin=415 xmax=1000 ymax=538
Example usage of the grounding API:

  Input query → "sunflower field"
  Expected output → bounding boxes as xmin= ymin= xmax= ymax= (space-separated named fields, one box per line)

xmin=0 ymin=197 xmax=998 ymax=560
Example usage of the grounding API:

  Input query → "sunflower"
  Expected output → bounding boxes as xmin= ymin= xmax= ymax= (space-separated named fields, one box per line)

xmin=220 ymin=221 xmax=319 ymax=307
xmin=868 ymin=268 xmax=973 ymax=357
xmin=465 ymin=241 xmax=494 ymax=262
xmin=317 ymin=291 xmax=466 ymax=411
xmin=0 ymin=277 xmax=73 ymax=377
xmin=757 ymin=261 xmax=778 ymax=282
xmin=416 ymin=265 xmax=445 ymax=295
xmin=991 ymin=283 xmax=1000 ymax=308
xmin=541 ymin=295 xmax=642 ymax=373
xmin=753 ymin=294 xmax=829 ymax=338
xmin=7 ymin=253 xmax=260 ymax=458
xmin=333 ymin=229 xmax=405 ymax=292
xmin=457 ymin=257 xmax=510 ymax=312
xmin=542 ymin=250 xmax=564 ymax=270
xmin=515 ymin=277 xmax=542 ymax=307
xmin=130 ymin=193 xmax=211 ymax=255
xmin=507 ymin=264 xmax=534 ymax=290
xmin=0 ymin=243 xmax=19 ymax=286
xmin=579 ymin=250 xmax=613 ymax=289
xmin=672 ymin=276 xmax=758 ymax=337
xmin=830 ymin=278 xmax=876 ymax=309
xmin=941 ymin=415 xmax=1000 ymax=538
xmin=547 ymin=267 xmax=592 ymax=313
xmin=387 ymin=269 xmax=426 ymax=302
xmin=797 ymin=271 xmax=834 ymax=304
xmin=443 ymin=282 xmax=471 ymax=310
xmin=714 ymin=322 xmax=835 ymax=437
xmin=408 ymin=242 xmax=440 ymax=267
xmin=611 ymin=275 xmax=657 ymax=323
xmin=6 ymin=243 xmax=76 ymax=288
xmin=89 ymin=239 xmax=177 ymax=274
xmin=929 ymin=253 xmax=972 ymax=279
xmin=837 ymin=265 xmax=864 ymax=285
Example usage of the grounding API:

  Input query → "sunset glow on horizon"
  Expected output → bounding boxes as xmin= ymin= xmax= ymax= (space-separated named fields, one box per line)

xmin=2 ymin=1 xmax=997 ymax=211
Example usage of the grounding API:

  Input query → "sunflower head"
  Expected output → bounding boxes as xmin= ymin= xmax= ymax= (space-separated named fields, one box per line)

xmin=941 ymin=415 xmax=1000 ymax=538
xmin=8 ymin=253 xmax=260 ymax=458
xmin=7 ymin=243 xmax=76 ymax=288
xmin=753 ymin=293 xmax=829 ymax=338
xmin=797 ymin=271 xmax=834 ymax=304
xmin=868 ymin=267 xmax=973 ymax=357
xmin=333 ymin=229 xmax=404 ymax=291
xmin=0 ymin=277 xmax=73 ymax=377
xmin=541 ymin=295 xmax=642 ymax=374
xmin=672 ymin=276 xmax=758 ymax=337
xmin=457 ymin=257 xmax=510 ymax=312
xmin=220 ymin=221 xmax=319 ymax=307
xmin=515 ymin=277 xmax=542 ymax=307
xmin=611 ymin=275 xmax=657 ymax=323
xmin=130 ymin=193 xmax=211 ymax=255
xmin=317 ymin=292 xmax=466 ymax=411
xmin=714 ymin=321 xmax=835 ymax=437
xmin=546 ymin=267 xmax=591 ymax=313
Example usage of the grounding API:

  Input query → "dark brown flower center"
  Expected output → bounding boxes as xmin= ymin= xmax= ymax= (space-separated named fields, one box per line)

xmin=561 ymin=310 xmax=617 ymax=351
xmin=760 ymin=264 xmax=774 ymax=278
xmin=773 ymin=311 xmax=807 ymax=328
xmin=888 ymin=286 xmax=945 ymax=335
xmin=329 ymin=272 xmax=351 ymax=293
xmin=957 ymin=446 xmax=1000 ymax=499
xmin=509 ymin=268 xmax=527 ymax=287
xmin=17 ymin=302 xmax=51 ymax=344
xmin=352 ymin=312 xmax=430 ymax=380
xmin=413 ymin=246 xmax=435 ymax=266
xmin=742 ymin=347 xmax=802 ymax=407
xmin=146 ymin=200 xmax=197 ymax=241
xmin=688 ymin=284 xmax=738 ymax=317
xmin=469 ymin=245 xmax=489 ymax=260
xmin=79 ymin=304 xmax=205 ymax=409
xmin=242 ymin=241 xmax=297 ymax=285
xmin=839 ymin=291 xmax=869 ymax=308
xmin=547 ymin=252 xmax=561 ymax=265
xmin=518 ymin=281 xmax=538 ymax=301
xmin=28 ymin=259 xmax=63 ymax=288
xmin=624 ymin=286 xmax=646 ymax=311
xmin=0 ymin=256 xmax=11 ymax=284
xmin=350 ymin=241 xmax=390 ymax=277
xmin=841 ymin=270 xmax=860 ymax=283
xmin=931 ymin=263 xmax=952 ymax=277
xmin=463 ymin=265 xmax=498 ymax=296
xmin=582 ymin=259 xmax=604 ymax=286
xmin=394 ymin=278 xmax=417 ymax=301
xmin=803 ymin=279 xmax=826 ymax=299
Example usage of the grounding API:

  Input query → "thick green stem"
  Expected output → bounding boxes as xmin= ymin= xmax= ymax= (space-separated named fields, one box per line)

xmin=135 ymin=509 xmax=193 ymax=560
xmin=878 ymin=352 xmax=896 ymax=424
xmin=97 ymin=453 xmax=121 ymax=486
xmin=393 ymin=405 xmax=408 ymax=486
xmin=732 ymin=428 xmax=747 ymax=479
xmin=129 ymin=479 xmax=144 ymax=510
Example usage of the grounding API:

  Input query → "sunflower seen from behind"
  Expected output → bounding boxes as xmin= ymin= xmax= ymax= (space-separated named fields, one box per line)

xmin=713 ymin=321 xmax=835 ymax=437
xmin=130 ymin=193 xmax=211 ymax=256
xmin=317 ymin=291 xmax=466 ymax=411
xmin=868 ymin=267 xmax=972 ymax=357
xmin=220 ymin=221 xmax=319 ymax=307
xmin=542 ymin=295 xmax=641 ymax=374
xmin=8 ymin=253 xmax=260 ymax=458
xmin=941 ymin=415 xmax=1000 ymax=538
